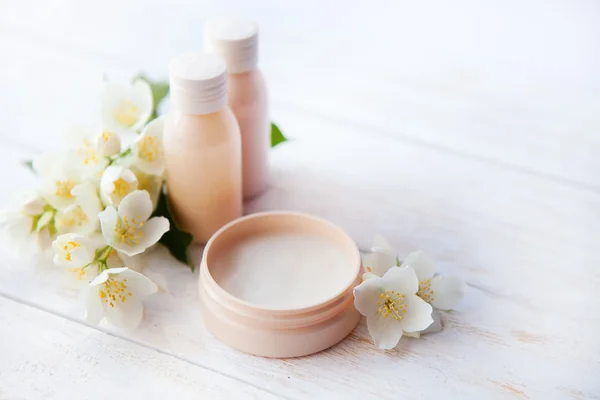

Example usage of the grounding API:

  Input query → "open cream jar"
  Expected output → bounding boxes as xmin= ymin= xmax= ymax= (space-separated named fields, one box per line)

xmin=199 ymin=211 xmax=361 ymax=357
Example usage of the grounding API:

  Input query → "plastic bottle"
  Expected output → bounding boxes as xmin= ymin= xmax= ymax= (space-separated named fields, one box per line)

xmin=164 ymin=52 xmax=242 ymax=244
xmin=205 ymin=17 xmax=269 ymax=200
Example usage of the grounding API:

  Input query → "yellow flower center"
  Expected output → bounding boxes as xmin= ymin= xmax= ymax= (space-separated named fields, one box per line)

xmin=101 ymin=131 xmax=114 ymax=142
xmin=112 ymin=177 xmax=132 ymax=197
xmin=59 ymin=206 xmax=89 ymax=229
xmin=62 ymin=240 xmax=80 ymax=262
xmin=77 ymin=140 xmax=98 ymax=165
xmin=114 ymin=215 xmax=144 ymax=245
xmin=55 ymin=179 xmax=77 ymax=199
xmin=67 ymin=267 xmax=86 ymax=280
xmin=138 ymin=135 xmax=161 ymax=162
xmin=377 ymin=290 xmax=407 ymax=320
xmin=99 ymin=277 xmax=133 ymax=308
xmin=113 ymin=100 xmax=140 ymax=127
xmin=417 ymin=280 xmax=435 ymax=303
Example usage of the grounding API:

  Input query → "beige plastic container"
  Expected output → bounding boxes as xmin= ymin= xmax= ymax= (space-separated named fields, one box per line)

xmin=165 ymin=52 xmax=242 ymax=244
xmin=198 ymin=211 xmax=361 ymax=358
xmin=205 ymin=17 xmax=270 ymax=200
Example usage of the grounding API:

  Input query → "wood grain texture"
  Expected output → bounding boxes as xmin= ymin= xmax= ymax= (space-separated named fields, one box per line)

xmin=1 ymin=0 xmax=599 ymax=189
xmin=0 ymin=133 xmax=597 ymax=398
xmin=0 ymin=0 xmax=599 ymax=398
xmin=0 ymin=297 xmax=281 ymax=399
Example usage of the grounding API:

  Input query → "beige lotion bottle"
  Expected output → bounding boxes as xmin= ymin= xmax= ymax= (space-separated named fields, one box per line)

xmin=165 ymin=52 xmax=242 ymax=244
xmin=205 ymin=17 xmax=269 ymax=200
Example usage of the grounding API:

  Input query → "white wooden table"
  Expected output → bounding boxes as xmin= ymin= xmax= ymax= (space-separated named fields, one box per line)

xmin=1 ymin=0 xmax=599 ymax=398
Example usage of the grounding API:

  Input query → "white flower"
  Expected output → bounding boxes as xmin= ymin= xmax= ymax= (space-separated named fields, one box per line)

xmin=98 ymin=190 xmax=169 ymax=256
xmin=51 ymin=232 xmax=102 ymax=281
xmin=354 ymin=266 xmax=433 ymax=349
xmin=100 ymin=80 xmax=153 ymax=133
xmin=132 ymin=167 xmax=162 ymax=210
xmin=52 ymin=232 xmax=95 ymax=267
xmin=132 ymin=117 xmax=165 ymax=175
xmin=34 ymin=151 xmax=82 ymax=211
xmin=85 ymin=267 xmax=157 ymax=328
xmin=0 ymin=194 xmax=52 ymax=251
xmin=55 ymin=183 xmax=102 ymax=235
xmin=95 ymin=130 xmax=122 ymax=157
xmin=402 ymin=250 xmax=466 ymax=311
xmin=100 ymin=165 xmax=138 ymax=206
xmin=362 ymin=234 xmax=398 ymax=279
xmin=22 ymin=194 xmax=46 ymax=215
xmin=59 ymin=126 xmax=110 ymax=182
xmin=403 ymin=311 xmax=443 ymax=339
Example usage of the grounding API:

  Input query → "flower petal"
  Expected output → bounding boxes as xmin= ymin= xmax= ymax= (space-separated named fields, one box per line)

xmin=100 ymin=166 xmax=138 ymax=206
xmin=402 ymin=250 xmax=436 ymax=281
xmin=400 ymin=295 xmax=433 ymax=333
xmin=366 ymin=315 xmax=404 ymax=350
xmin=133 ymin=168 xmax=162 ymax=209
xmin=138 ymin=217 xmax=169 ymax=249
xmin=104 ymin=297 xmax=144 ymax=329
xmin=362 ymin=248 xmax=396 ymax=277
xmin=421 ymin=310 xmax=443 ymax=334
xmin=430 ymin=275 xmax=466 ymax=311
xmin=22 ymin=195 xmax=46 ymax=216
xmin=104 ymin=267 xmax=129 ymax=276
xmin=118 ymin=190 xmax=153 ymax=224
xmin=89 ymin=270 xmax=111 ymax=286
xmin=72 ymin=183 xmax=102 ymax=215
xmin=101 ymin=80 xmax=153 ymax=132
xmin=84 ymin=286 xmax=104 ymax=325
xmin=140 ymin=115 xmax=164 ymax=139
xmin=381 ymin=266 xmax=419 ymax=295
xmin=95 ymin=131 xmax=121 ymax=157
xmin=36 ymin=228 xmax=53 ymax=251
xmin=98 ymin=206 xmax=118 ymax=242
xmin=130 ymin=79 xmax=153 ymax=130
xmin=353 ymin=277 xmax=383 ymax=317
xmin=121 ymin=269 xmax=158 ymax=297
xmin=110 ymin=240 xmax=147 ymax=257
xmin=133 ymin=118 xmax=165 ymax=175
xmin=361 ymin=272 xmax=379 ymax=281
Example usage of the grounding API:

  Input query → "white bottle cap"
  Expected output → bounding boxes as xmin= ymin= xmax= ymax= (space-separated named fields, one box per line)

xmin=204 ymin=17 xmax=259 ymax=74
xmin=169 ymin=52 xmax=228 ymax=115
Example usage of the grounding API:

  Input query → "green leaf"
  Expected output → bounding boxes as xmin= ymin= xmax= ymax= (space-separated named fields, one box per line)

xmin=23 ymin=160 xmax=34 ymax=172
xmin=133 ymin=74 xmax=169 ymax=120
xmin=152 ymin=190 xmax=194 ymax=271
xmin=271 ymin=122 xmax=287 ymax=147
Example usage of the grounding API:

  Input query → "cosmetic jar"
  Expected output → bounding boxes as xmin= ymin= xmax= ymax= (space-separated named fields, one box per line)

xmin=199 ymin=211 xmax=361 ymax=357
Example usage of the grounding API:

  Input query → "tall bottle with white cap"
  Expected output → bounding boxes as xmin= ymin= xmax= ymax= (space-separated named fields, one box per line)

xmin=164 ymin=52 xmax=242 ymax=244
xmin=205 ymin=17 xmax=269 ymax=200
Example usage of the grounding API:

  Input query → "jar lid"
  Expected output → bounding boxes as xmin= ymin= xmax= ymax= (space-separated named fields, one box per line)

xmin=204 ymin=17 xmax=259 ymax=74
xmin=199 ymin=211 xmax=362 ymax=358
xmin=169 ymin=52 xmax=228 ymax=115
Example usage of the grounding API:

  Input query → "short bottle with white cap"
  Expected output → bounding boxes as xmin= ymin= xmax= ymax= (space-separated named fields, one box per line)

xmin=204 ymin=17 xmax=269 ymax=200
xmin=164 ymin=52 xmax=242 ymax=244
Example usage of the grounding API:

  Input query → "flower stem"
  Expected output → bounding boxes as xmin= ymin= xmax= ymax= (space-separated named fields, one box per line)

xmin=88 ymin=245 xmax=114 ymax=272
xmin=107 ymin=147 xmax=132 ymax=166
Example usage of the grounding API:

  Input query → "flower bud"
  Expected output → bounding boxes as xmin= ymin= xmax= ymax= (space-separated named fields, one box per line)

xmin=95 ymin=131 xmax=121 ymax=157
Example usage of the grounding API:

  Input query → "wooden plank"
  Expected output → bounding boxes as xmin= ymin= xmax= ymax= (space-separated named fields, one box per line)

xmin=0 ymin=296 xmax=281 ymax=399
xmin=0 ymin=129 xmax=597 ymax=398
xmin=1 ymin=0 xmax=599 ymax=188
